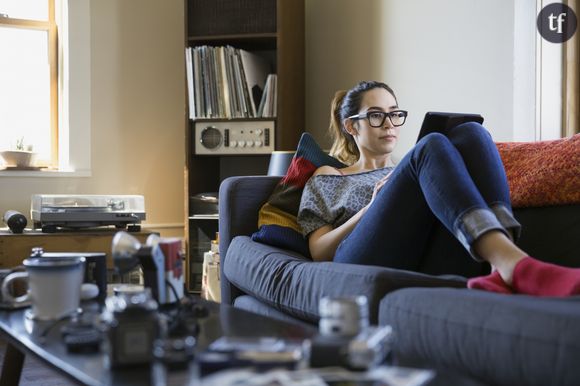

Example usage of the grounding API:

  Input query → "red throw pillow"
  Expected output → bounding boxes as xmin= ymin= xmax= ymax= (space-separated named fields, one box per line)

xmin=496 ymin=134 xmax=580 ymax=208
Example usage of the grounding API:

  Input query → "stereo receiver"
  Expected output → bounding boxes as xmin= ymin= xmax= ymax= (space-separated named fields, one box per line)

xmin=193 ymin=119 xmax=275 ymax=155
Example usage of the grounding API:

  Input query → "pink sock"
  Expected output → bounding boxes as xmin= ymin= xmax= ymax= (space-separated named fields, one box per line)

xmin=512 ymin=256 xmax=580 ymax=297
xmin=468 ymin=271 xmax=513 ymax=294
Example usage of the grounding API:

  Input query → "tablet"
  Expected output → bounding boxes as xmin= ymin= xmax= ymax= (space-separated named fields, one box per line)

xmin=417 ymin=112 xmax=484 ymax=142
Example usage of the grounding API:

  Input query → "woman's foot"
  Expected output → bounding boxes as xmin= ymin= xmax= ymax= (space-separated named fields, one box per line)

xmin=467 ymin=271 xmax=513 ymax=294
xmin=472 ymin=230 xmax=526 ymax=286
xmin=512 ymin=257 xmax=580 ymax=297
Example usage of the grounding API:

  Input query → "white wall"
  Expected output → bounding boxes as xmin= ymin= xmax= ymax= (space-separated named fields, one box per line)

xmin=0 ymin=0 xmax=185 ymax=237
xmin=306 ymin=0 xmax=537 ymax=160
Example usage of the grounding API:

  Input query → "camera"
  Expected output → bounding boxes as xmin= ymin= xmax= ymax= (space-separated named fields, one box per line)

xmin=309 ymin=296 xmax=394 ymax=370
xmin=102 ymin=287 xmax=160 ymax=368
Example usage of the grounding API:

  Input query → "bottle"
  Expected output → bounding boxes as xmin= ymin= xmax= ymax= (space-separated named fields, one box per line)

xmin=202 ymin=233 xmax=221 ymax=302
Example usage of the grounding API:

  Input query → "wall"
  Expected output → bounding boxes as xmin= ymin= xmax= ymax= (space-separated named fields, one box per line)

xmin=305 ymin=0 xmax=537 ymax=160
xmin=1 ymin=0 xmax=538 ymax=238
xmin=0 ymin=0 xmax=185 ymax=238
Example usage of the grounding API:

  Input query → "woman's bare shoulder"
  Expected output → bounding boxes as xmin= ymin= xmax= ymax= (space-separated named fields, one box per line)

xmin=313 ymin=165 xmax=342 ymax=176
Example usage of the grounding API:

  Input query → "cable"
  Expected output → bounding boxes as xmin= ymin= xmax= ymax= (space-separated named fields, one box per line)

xmin=165 ymin=279 xmax=180 ymax=305
xmin=163 ymin=279 xmax=191 ymax=336
xmin=39 ymin=309 xmax=83 ymax=341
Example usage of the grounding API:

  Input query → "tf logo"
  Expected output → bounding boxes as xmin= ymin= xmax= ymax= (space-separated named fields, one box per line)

xmin=537 ymin=3 xmax=578 ymax=43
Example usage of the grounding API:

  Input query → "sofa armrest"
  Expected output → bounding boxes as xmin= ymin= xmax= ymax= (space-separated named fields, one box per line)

xmin=218 ymin=175 xmax=281 ymax=304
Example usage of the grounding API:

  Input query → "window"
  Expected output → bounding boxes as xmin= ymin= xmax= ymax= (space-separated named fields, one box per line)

xmin=0 ymin=0 xmax=57 ymax=167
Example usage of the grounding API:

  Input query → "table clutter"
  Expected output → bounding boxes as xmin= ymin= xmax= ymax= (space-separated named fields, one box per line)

xmin=0 ymin=231 xmax=435 ymax=386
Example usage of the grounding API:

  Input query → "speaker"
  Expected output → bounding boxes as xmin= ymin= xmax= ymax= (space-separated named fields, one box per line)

xmin=194 ymin=119 xmax=275 ymax=155
xmin=3 ymin=210 xmax=27 ymax=234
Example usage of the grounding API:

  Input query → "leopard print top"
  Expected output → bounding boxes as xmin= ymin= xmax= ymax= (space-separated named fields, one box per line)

xmin=297 ymin=166 xmax=394 ymax=236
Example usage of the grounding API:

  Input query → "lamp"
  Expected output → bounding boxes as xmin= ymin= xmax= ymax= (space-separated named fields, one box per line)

xmin=267 ymin=151 xmax=295 ymax=176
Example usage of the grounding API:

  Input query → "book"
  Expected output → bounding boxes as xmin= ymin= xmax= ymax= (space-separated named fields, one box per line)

xmin=239 ymin=49 xmax=271 ymax=117
xmin=185 ymin=48 xmax=195 ymax=119
xmin=258 ymin=74 xmax=277 ymax=118
xmin=217 ymin=47 xmax=231 ymax=118
xmin=200 ymin=46 xmax=212 ymax=117
xmin=193 ymin=48 xmax=204 ymax=118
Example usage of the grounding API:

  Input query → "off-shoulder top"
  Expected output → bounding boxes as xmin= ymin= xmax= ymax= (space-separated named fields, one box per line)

xmin=297 ymin=167 xmax=394 ymax=236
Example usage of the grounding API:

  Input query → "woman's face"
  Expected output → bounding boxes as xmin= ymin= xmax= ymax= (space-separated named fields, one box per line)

xmin=347 ymin=87 xmax=401 ymax=157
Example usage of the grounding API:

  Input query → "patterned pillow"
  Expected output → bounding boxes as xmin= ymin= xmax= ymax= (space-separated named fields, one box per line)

xmin=496 ymin=134 xmax=580 ymax=208
xmin=252 ymin=132 xmax=345 ymax=257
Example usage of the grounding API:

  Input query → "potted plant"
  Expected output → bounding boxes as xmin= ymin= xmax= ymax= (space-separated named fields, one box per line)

xmin=0 ymin=137 xmax=37 ymax=168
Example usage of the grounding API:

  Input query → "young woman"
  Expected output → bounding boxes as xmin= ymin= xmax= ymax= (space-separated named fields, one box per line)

xmin=297 ymin=80 xmax=580 ymax=296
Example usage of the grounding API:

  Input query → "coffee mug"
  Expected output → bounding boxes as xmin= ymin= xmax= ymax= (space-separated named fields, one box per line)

xmin=30 ymin=252 xmax=107 ymax=300
xmin=1 ymin=256 xmax=86 ymax=320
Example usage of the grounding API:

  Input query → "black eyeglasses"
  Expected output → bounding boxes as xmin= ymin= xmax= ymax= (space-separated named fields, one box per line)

xmin=348 ymin=110 xmax=408 ymax=127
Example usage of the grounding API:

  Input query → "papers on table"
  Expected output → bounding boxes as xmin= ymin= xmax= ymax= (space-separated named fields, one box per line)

xmin=199 ymin=366 xmax=435 ymax=386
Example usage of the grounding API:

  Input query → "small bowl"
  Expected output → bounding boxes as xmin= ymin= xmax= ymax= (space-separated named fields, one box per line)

xmin=0 ymin=150 xmax=37 ymax=167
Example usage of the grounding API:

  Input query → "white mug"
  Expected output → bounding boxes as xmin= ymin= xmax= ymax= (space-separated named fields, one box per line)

xmin=1 ymin=256 xmax=86 ymax=320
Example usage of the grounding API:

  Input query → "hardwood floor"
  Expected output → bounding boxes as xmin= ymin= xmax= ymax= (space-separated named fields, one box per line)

xmin=0 ymin=338 xmax=77 ymax=386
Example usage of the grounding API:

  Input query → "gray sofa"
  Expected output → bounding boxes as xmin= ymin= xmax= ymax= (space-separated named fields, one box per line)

xmin=219 ymin=175 xmax=580 ymax=386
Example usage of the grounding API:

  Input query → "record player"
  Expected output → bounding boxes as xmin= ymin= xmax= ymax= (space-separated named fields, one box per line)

xmin=31 ymin=195 xmax=146 ymax=233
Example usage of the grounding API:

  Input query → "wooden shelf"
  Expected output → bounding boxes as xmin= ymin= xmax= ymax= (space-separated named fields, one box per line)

xmin=184 ymin=0 xmax=304 ymax=293
xmin=188 ymin=33 xmax=277 ymax=50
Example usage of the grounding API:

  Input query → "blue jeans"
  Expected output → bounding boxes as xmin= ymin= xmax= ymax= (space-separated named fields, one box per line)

xmin=333 ymin=122 xmax=521 ymax=277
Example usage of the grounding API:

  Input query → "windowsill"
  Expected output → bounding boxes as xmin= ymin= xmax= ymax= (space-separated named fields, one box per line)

xmin=0 ymin=169 xmax=91 ymax=177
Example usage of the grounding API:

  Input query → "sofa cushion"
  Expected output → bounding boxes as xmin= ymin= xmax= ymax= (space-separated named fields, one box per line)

xmin=496 ymin=134 xmax=580 ymax=208
xmin=225 ymin=236 xmax=467 ymax=323
xmin=233 ymin=295 xmax=316 ymax=329
xmin=252 ymin=132 xmax=345 ymax=257
xmin=379 ymin=288 xmax=580 ymax=386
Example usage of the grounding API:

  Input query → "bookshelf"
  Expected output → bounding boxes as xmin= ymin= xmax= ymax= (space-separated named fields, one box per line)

xmin=184 ymin=0 xmax=305 ymax=292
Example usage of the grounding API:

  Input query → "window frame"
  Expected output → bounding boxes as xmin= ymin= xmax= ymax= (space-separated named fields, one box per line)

xmin=0 ymin=0 xmax=58 ymax=167
xmin=535 ymin=0 xmax=564 ymax=141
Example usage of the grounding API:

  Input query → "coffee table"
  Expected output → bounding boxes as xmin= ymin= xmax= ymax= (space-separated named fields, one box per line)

xmin=0 ymin=299 xmax=317 ymax=386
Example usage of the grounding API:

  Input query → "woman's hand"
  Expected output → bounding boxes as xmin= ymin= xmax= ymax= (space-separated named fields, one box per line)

xmin=308 ymin=170 xmax=393 ymax=262
xmin=369 ymin=170 xmax=393 ymax=207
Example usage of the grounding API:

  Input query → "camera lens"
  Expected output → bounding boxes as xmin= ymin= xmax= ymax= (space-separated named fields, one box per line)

xmin=153 ymin=336 xmax=196 ymax=369
xmin=318 ymin=296 xmax=369 ymax=337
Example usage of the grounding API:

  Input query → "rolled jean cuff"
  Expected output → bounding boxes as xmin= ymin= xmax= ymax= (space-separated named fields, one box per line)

xmin=490 ymin=203 xmax=521 ymax=242
xmin=454 ymin=207 xmax=507 ymax=262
